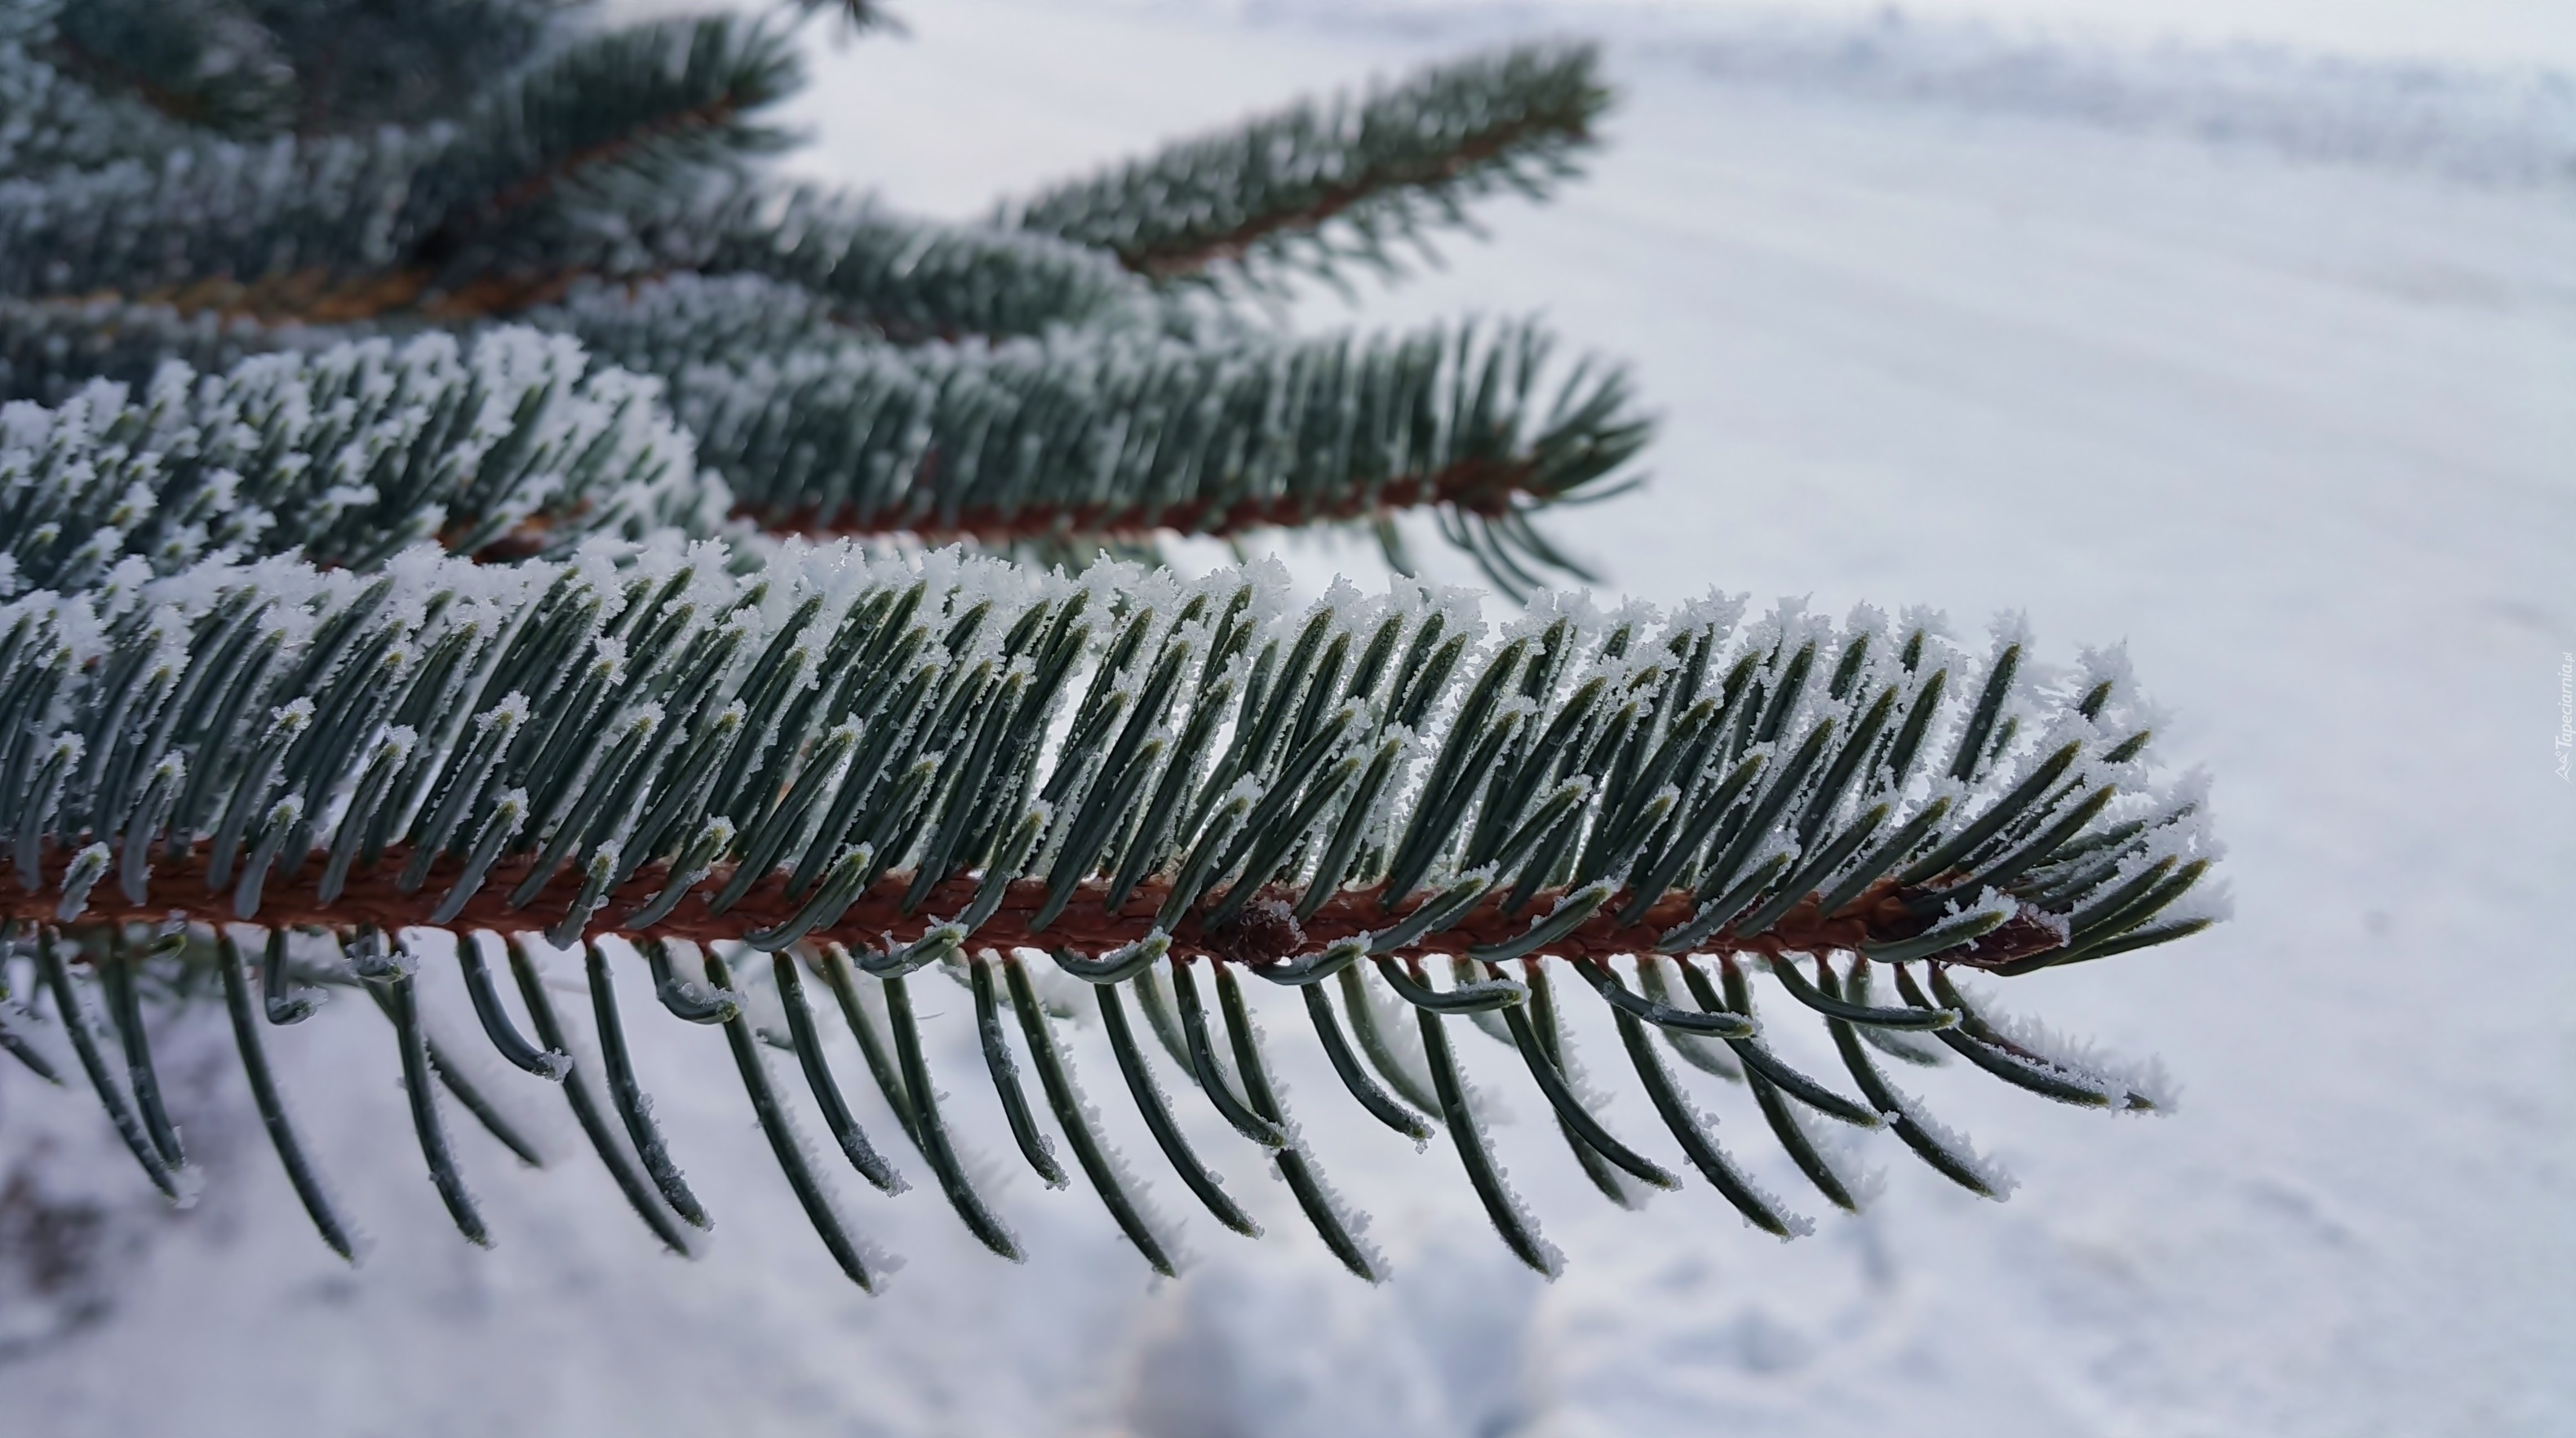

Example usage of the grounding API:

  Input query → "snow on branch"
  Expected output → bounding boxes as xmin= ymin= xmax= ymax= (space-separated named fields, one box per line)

xmin=0 ymin=326 xmax=716 ymax=594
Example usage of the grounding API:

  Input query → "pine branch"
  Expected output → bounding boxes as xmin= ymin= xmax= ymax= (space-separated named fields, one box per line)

xmin=242 ymin=0 xmax=565 ymax=135
xmin=537 ymin=273 xmax=1644 ymax=594
xmin=0 ymin=22 xmax=1597 ymax=346
xmin=0 ymin=526 xmax=2223 ymax=1278
xmin=691 ymin=182 xmax=1146 ymax=341
xmin=31 ymin=0 xmax=568 ymax=139
xmin=0 ymin=327 xmax=715 ymax=594
xmin=49 ymin=0 xmax=297 ymax=136
xmin=0 ymin=295 xmax=317 ymax=404
xmin=0 ymin=124 xmax=437 ymax=317
xmin=1009 ymin=42 xmax=1608 ymax=287
xmin=401 ymin=16 xmax=803 ymax=270
xmin=0 ymin=143 xmax=1138 ymax=342
xmin=0 ymin=2 xmax=215 ymax=174
xmin=0 ymin=8 xmax=1122 ymax=340
xmin=0 ymin=301 xmax=1638 ymax=594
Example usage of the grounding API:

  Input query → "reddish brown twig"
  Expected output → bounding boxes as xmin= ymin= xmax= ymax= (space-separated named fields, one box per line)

xmin=94 ymin=264 xmax=591 ymax=326
xmin=5 ymin=840 xmax=2064 ymax=970
xmin=743 ymin=455 xmax=1534 ymax=547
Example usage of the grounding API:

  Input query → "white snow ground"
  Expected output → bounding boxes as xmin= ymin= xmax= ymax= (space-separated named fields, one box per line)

xmin=3 ymin=3 xmax=2571 ymax=1436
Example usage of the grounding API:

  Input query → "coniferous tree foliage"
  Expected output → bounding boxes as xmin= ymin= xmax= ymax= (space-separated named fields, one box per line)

xmin=0 ymin=0 xmax=1640 ymax=589
xmin=0 ymin=0 xmax=2224 ymax=1288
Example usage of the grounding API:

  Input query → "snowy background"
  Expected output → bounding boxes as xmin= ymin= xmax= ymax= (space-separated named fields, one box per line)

xmin=4 ymin=2 xmax=2572 ymax=1435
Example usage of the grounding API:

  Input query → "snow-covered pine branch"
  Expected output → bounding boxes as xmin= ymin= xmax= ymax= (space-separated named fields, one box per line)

xmin=0 ymin=4 xmax=1651 ymax=585
xmin=0 ymin=5 xmax=1124 ymax=338
xmin=540 ymin=273 xmax=1645 ymax=595
xmin=0 ymin=536 xmax=2219 ymax=1280
xmin=0 ymin=326 xmax=716 ymax=594
xmin=1 ymin=304 xmax=1646 ymax=594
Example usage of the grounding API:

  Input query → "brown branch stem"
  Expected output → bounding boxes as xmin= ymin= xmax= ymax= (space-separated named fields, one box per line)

xmin=741 ymin=454 xmax=1534 ymax=547
xmin=2 ymin=840 xmax=2064 ymax=970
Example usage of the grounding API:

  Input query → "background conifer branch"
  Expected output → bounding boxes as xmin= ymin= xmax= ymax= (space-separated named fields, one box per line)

xmin=398 ymin=16 xmax=805 ymax=272
xmin=45 ymin=0 xmax=296 ymax=137
xmin=0 ymin=3 xmax=1644 ymax=583
xmin=2 ymin=304 xmax=1647 ymax=593
xmin=540 ymin=277 xmax=1644 ymax=593
xmin=0 ymin=327 xmax=716 ymax=595
xmin=1008 ymin=42 xmax=1609 ymax=289
xmin=0 ymin=10 xmax=1128 ymax=337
